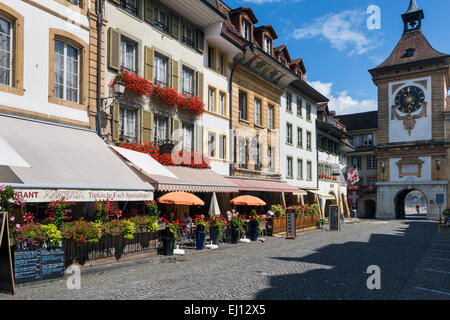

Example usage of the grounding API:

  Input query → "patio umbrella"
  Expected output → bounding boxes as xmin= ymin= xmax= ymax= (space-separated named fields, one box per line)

xmin=208 ymin=192 xmax=221 ymax=216
xmin=230 ymin=195 xmax=266 ymax=206
xmin=157 ymin=192 xmax=205 ymax=206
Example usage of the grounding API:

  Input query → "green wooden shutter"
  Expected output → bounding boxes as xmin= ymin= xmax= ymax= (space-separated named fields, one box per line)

xmin=112 ymin=101 xmax=120 ymax=142
xmin=197 ymin=30 xmax=205 ymax=53
xmin=171 ymin=14 xmax=180 ymax=39
xmin=171 ymin=59 xmax=179 ymax=91
xmin=144 ymin=0 xmax=154 ymax=24
xmin=144 ymin=46 xmax=154 ymax=82
xmin=108 ymin=28 xmax=121 ymax=71
xmin=141 ymin=109 xmax=154 ymax=143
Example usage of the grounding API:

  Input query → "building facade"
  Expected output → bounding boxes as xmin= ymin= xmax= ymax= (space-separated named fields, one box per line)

xmin=316 ymin=104 xmax=354 ymax=218
xmin=338 ymin=111 xmax=378 ymax=218
xmin=369 ymin=1 xmax=450 ymax=220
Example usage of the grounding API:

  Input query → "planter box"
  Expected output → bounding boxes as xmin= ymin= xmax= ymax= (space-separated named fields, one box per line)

xmin=271 ymin=215 xmax=319 ymax=235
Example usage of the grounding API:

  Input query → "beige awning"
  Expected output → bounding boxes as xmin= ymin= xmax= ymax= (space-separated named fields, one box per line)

xmin=0 ymin=114 xmax=154 ymax=202
xmin=307 ymin=190 xmax=336 ymax=200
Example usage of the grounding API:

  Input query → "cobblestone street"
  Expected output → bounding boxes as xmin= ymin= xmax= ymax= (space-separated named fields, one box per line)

xmin=1 ymin=219 xmax=449 ymax=300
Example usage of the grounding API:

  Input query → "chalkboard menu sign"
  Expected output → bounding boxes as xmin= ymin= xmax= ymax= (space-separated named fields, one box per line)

xmin=13 ymin=245 xmax=65 ymax=284
xmin=329 ymin=205 xmax=340 ymax=231
xmin=0 ymin=212 xmax=15 ymax=295
xmin=286 ymin=209 xmax=296 ymax=239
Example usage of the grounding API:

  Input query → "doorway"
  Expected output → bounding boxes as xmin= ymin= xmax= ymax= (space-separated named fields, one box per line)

xmin=364 ymin=199 xmax=376 ymax=219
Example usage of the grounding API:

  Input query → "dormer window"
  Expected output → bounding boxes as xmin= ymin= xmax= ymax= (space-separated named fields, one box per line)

xmin=280 ymin=58 xmax=286 ymax=67
xmin=264 ymin=36 xmax=272 ymax=54
xmin=404 ymin=48 xmax=416 ymax=58
xmin=241 ymin=19 xmax=251 ymax=41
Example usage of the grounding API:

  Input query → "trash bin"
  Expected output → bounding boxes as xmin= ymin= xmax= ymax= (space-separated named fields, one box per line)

xmin=352 ymin=210 xmax=357 ymax=218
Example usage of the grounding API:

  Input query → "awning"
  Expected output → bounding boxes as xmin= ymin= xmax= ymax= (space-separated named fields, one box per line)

xmin=0 ymin=114 xmax=154 ymax=202
xmin=308 ymin=190 xmax=336 ymax=200
xmin=226 ymin=177 xmax=301 ymax=193
xmin=0 ymin=135 xmax=31 ymax=168
xmin=113 ymin=146 xmax=239 ymax=193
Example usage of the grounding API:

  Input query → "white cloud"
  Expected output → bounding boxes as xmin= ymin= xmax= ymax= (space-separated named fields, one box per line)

xmin=292 ymin=10 xmax=379 ymax=55
xmin=309 ymin=80 xmax=377 ymax=115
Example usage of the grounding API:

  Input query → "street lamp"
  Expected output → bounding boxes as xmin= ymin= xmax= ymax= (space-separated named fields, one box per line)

xmin=380 ymin=161 xmax=385 ymax=173
xmin=101 ymin=79 xmax=126 ymax=111
xmin=436 ymin=159 xmax=441 ymax=171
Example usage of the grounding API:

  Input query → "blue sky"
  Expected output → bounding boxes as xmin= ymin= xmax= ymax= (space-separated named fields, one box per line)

xmin=223 ymin=0 xmax=450 ymax=115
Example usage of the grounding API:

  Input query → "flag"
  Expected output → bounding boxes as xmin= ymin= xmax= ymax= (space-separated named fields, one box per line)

xmin=346 ymin=167 xmax=360 ymax=185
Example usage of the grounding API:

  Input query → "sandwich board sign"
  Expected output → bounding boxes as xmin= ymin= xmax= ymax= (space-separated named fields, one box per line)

xmin=0 ymin=212 xmax=15 ymax=295
xmin=285 ymin=209 xmax=296 ymax=239
xmin=329 ymin=205 xmax=340 ymax=231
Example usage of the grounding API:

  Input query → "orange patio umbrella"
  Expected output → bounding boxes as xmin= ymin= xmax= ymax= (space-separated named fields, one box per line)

xmin=230 ymin=195 xmax=266 ymax=206
xmin=157 ymin=192 xmax=205 ymax=206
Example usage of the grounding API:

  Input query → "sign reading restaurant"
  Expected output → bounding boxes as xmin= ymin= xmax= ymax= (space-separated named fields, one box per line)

xmin=15 ymin=189 xmax=154 ymax=203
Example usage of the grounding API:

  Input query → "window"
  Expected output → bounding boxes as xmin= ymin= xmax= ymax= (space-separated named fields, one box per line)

xmin=154 ymin=53 xmax=168 ymax=86
xmin=367 ymin=155 xmax=377 ymax=169
xmin=182 ymin=123 xmax=193 ymax=151
xmin=153 ymin=115 xmax=169 ymax=142
xmin=268 ymin=105 xmax=274 ymax=129
xmin=239 ymin=91 xmax=247 ymax=120
xmin=241 ymin=19 xmax=251 ymax=41
xmin=268 ymin=146 xmax=274 ymax=173
xmin=287 ymin=157 xmax=293 ymax=178
xmin=219 ymin=53 xmax=225 ymax=75
xmin=286 ymin=123 xmax=293 ymax=145
xmin=54 ymin=40 xmax=80 ymax=103
xmin=154 ymin=7 xmax=169 ymax=33
xmin=119 ymin=107 xmax=137 ymax=142
xmin=297 ymin=98 xmax=302 ymax=117
xmin=297 ymin=127 xmax=303 ymax=148
xmin=219 ymin=92 xmax=226 ymax=116
xmin=208 ymin=132 xmax=216 ymax=158
xmin=306 ymin=131 xmax=312 ymax=150
xmin=368 ymin=177 xmax=377 ymax=186
xmin=66 ymin=0 xmax=81 ymax=7
xmin=120 ymin=0 xmax=138 ymax=16
xmin=280 ymin=58 xmax=286 ymax=67
xmin=286 ymin=94 xmax=292 ymax=112
xmin=0 ymin=16 xmax=12 ymax=86
xmin=306 ymin=103 xmax=311 ymax=121
xmin=182 ymin=66 xmax=194 ymax=95
xmin=352 ymin=156 xmax=361 ymax=170
xmin=263 ymin=36 xmax=271 ymax=54
xmin=307 ymin=161 xmax=312 ymax=180
xmin=207 ymin=47 xmax=215 ymax=69
xmin=219 ymin=134 xmax=226 ymax=160
xmin=297 ymin=159 xmax=303 ymax=180
xmin=208 ymin=87 xmax=215 ymax=112
xmin=363 ymin=134 xmax=373 ymax=146
xmin=181 ymin=24 xmax=194 ymax=47
xmin=120 ymin=38 xmax=137 ymax=73
xmin=254 ymin=98 xmax=261 ymax=126
xmin=353 ymin=136 xmax=362 ymax=147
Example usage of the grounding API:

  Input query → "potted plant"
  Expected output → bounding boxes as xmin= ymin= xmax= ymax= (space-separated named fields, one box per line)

xmin=317 ymin=218 xmax=328 ymax=229
xmin=249 ymin=210 xmax=263 ymax=241
xmin=160 ymin=218 xmax=180 ymax=256
xmin=45 ymin=198 xmax=75 ymax=229
xmin=271 ymin=204 xmax=286 ymax=217
xmin=230 ymin=214 xmax=245 ymax=244
xmin=193 ymin=215 xmax=208 ymax=250
xmin=209 ymin=216 xmax=228 ymax=245
xmin=93 ymin=199 xmax=115 ymax=223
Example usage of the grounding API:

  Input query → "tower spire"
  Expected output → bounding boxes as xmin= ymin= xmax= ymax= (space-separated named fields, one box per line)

xmin=401 ymin=0 xmax=424 ymax=32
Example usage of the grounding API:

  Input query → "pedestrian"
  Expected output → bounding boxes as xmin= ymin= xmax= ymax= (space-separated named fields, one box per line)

xmin=416 ymin=204 xmax=420 ymax=214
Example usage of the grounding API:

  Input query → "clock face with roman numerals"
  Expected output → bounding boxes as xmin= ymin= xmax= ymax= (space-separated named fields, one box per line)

xmin=394 ymin=86 xmax=425 ymax=114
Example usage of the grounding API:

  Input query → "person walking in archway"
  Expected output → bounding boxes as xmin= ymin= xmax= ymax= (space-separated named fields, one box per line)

xmin=416 ymin=204 xmax=420 ymax=214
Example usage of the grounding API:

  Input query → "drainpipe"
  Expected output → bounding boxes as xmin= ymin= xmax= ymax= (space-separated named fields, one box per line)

xmin=228 ymin=43 xmax=252 ymax=176
xmin=96 ymin=0 xmax=104 ymax=137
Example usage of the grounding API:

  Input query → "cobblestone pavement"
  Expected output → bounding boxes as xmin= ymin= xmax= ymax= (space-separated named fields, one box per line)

xmin=1 ymin=219 xmax=449 ymax=300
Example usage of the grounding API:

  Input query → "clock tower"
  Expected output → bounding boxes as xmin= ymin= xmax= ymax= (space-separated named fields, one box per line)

xmin=369 ymin=0 xmax=450 ymax=220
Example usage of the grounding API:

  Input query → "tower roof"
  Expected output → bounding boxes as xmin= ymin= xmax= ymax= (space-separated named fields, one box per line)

xmin=405 ymin=0 xmax=420 ymax=14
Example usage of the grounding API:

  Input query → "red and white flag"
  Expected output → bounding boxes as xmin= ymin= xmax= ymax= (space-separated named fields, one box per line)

xmin=346 ymin=167 xmax=360 ymax=185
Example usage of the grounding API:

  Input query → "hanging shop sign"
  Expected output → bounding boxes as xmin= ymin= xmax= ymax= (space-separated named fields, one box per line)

xmin=14 ymin=189 xmax=154 ymax=203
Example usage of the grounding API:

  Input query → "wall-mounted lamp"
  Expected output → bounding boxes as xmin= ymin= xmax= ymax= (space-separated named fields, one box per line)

xmin=101 ymin=79 xmax=126 ymax=111
xmin=436 ymin=159 xmax=441 ymax=171
xmin=380 ymin=161 xmax=385 ymax=173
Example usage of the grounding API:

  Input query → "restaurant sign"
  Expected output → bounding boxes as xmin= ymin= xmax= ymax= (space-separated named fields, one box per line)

xmin=15 ymin=189 xmax=154 ymax=203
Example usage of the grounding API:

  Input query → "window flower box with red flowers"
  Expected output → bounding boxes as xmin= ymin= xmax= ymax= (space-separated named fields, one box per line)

xmin=110 ymin=71 xmax=205 ymax=115
xmin=318 ymin=173 xmax=338 ymax=181
xmin=116 ymin=141 xmax=211 ymax=169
